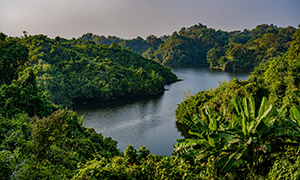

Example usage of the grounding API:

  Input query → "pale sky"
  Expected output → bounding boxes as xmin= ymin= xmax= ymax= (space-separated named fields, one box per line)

xmin=0 ymin=0 xmax=299 ymax=39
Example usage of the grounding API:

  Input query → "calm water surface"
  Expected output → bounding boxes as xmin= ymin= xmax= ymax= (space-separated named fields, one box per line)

xmin=73 ymin=67 xmax=249 ymax=156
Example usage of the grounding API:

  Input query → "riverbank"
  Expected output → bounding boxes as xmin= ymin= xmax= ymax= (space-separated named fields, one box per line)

xmin=74 ymin=67 xmax=249 ymax=155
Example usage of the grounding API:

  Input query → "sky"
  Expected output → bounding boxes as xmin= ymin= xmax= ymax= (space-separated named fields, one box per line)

xmin=0 ymin=0 xmax=299 ymax=39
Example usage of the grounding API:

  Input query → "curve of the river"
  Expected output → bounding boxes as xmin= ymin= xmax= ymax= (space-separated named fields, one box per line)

xmin=73 ymin=67 xmax=249 ymax=156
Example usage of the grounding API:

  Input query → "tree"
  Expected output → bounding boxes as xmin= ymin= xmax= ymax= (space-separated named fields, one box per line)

xmin=175 ymin=97 xmax=300 ymax=176
xmin=0 ymin=37 xmax=29 ymax=85
xmin=206 ymin=48 xmax=224 ymax=68
xmin=146 ymin=35 xmax=163 ymax=49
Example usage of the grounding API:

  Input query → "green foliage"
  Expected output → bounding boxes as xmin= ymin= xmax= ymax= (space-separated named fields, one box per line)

xmin=267 ymin=149 xmax=300 ymax=180
xmin=8 ymin=109 xmax=119 ymax=179
xmin=71 ymin=24 xmax=296 ymax=71
xmin=175 ymin=27 xmax=300 ymax=179
xmin=0 ymin=68 xmax=57 ymax=118
xmin=0 ymin=114 xmax=32 ymax=153
xmin=149 ymin=30 xmax=211 ymax=66
xmin=79 ymin=33 xmax=164 ymax=57
xmin=144 ymin=24 xmax=229 ymax=66
xmin=1 ymin=26 xmax=299 ymax=179
xmin=211 ymin=25 xmax=296 ymax=71
xmin=21 ymin=35 xmax=176 ymax=105
xmin=149 ymin=24 xmax=294 ymax=70
xmin=0 ymin=55 xmax=120 ymax=179
xmin=119 ymin=36 xmax=151 ymax=54
xmin=0 ymin=36 xmax=29 ymax=85
xmin=79 ymin=33 xmax=123 ymax=47
xmin=0 ymin=114 xmax=32 ymax=180
xmin=0 ymin=109 xmax=120 ymax=179
xmin=176 ymin=27 xmax=300 ymax=124
xmin=175 ymin=97 xmax=300 ymax=178
xmin=73 ymin=145 xmax=196 ymax=180
xmin=207 ymin=48 xmax=224 ymax=68
xmin=0 ymin=150 xmax=15 ymax=180
xmin=253 ymin=27 xmax=300 ymax=105
xmin=31 ymin=110 xmax=119 ymax=159
xmin=175 ymin=78 xmax=268 ymax=124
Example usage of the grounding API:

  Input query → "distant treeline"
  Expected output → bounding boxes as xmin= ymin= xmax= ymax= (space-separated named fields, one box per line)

xmin=80 ymin=24 xmax=296 ymax=71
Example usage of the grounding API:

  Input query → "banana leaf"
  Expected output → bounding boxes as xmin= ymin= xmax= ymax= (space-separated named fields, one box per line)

xmin=290 ymin=105 xmax=300 ymax=125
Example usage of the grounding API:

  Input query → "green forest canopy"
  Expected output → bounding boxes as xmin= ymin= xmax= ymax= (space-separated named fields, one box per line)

xmin=0 ymin=25 xmax=299 ymax=179
xmin=2 ymin=34 xmax=177 ymax=106
xmin=80 ymin=24 xmax=296 ymax=71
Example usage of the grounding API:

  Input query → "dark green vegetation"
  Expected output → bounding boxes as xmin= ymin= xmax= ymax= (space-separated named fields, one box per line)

xmin=21 ymin=35 xmax=176 ymax=106
xmin=175 ymin=26 xmax=300 ymax=121
xmin=1 ymin=24 xmax=299 ymax=179
xmin=175 ymin=26 xmax=300 ymax=179
xmin=81 ymin=24 xmax=295 ymax=71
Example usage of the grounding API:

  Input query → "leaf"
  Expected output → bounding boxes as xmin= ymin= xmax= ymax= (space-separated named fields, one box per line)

xmin=208 ymin=136 xmax=215 ymax=147
xmin=204 ymin=106 xmax=217 ymax=131
xmin=209 ymin=132 xmax=235 ymax=139
xmin=282 ymin=119 xmax=300 ymax=132
xmin=193 ymin=115 xmax=209 ymax=131
xmin=189 ymin=130 xmax=204 ymax=138
xmin=227 ymin=138 xmax=240 ymax=144
xmin=256 ymin=104 xmax=274 ymax=127
xmin=243 ymin=98 xmax=249 ymax=120
xmin=248 ymin=97 xmax=256 ymax=122
xmin=268 ymin=126 xmax=300 ymax=138
xmin=180 ymin=117 xmax=192 ymax=127
xmin=247 ymin=120 xmax=255 ymax=134
xmin=256 ymin=120 xmax=269 ymax=139
xmin=174 ymin=139 xmax=204 ymax=156
xmin=233 ymin=99 xmax=241 ymax=116
xmin=241 ymin=110 xmax=247 ymax=136
xmin=247 ymin=137 xmax=252 ymax=145
xmin=215 ymin=152 xmax=230 ymax=168
xmin=221 ymin=149 xmax=244 ymax=172
xmin=192 ymin=114 xmax=201 ymax=125
xmin=290 ymin=105 xmax=300 ymax=125
xmin=180 ymin=116 xmax=195 ymax=128
xmin=277 ymin=106 xmax=287 ymax=120
xmin=258 ymin=97 xmax=268 ymax=118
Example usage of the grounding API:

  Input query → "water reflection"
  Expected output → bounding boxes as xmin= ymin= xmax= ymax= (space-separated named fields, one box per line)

xmin=74 ymin=67 xmax=249 ymax=156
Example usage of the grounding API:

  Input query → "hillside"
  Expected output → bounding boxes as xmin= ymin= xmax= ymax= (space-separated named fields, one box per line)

xmin=19 ymin=35 xmax=177 ymax=105
xmin=80 ymin=24 xmax=296 ymax=71
xmin=176 ymin=26 xmax=300 ymax=139
xmin=0 ymin=26 xmax=299 ymax=179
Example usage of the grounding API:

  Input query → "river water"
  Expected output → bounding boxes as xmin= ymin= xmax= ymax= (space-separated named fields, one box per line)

xmin=73 ymin=67 xmax=249 ymax=156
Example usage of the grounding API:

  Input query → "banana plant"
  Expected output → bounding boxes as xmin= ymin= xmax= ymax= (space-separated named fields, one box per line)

xmin=174 ymin=105 xmax=234 ymax=175
xmin=215 ymin=97 xmax=300 ymax=172
xmin=289 ymin=105 xmax=300 ymax=126
xmin=275 ymin=104 xmax=300 ymax=140
xmin=233 ymin=97 xmax=275 ymax=139
xmin=174 ymin=97 xmax=300 ymax=174
xmin=219 ymin=97 xmax=277 ymax=172
xmin=174 ymin=105 xmax=229 ymax=154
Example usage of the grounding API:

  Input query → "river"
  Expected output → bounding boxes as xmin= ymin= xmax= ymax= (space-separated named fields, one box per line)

xmin=73 ymin=67 xmax=249 ymax=156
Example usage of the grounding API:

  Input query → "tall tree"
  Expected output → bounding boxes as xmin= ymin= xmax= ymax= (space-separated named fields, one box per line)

xmin=0 ymin=36 xmax=29 ymax=84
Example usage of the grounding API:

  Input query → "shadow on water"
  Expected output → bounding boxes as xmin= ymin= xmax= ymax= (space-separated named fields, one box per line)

xmin=73 ymin=94 xmax=164 ymax=112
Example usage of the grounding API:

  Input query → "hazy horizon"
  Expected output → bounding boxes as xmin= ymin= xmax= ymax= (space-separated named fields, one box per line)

xmin=1 ymin=0 xmax=299 ymax=39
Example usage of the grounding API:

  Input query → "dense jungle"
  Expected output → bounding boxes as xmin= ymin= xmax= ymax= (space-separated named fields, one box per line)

xmin=0 ymin=23 xmax=299 ymax=179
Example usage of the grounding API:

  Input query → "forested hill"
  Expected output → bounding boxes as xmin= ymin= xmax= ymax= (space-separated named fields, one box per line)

xmin=0 ymin=27 xmax=299 ymax=179
xmin=1 ymin=33 xmax=177 ymax=106
xmin=172 ymin=26 xmax=300 ymax=179
xmin=175 ymin=25 xmax=300 ymax=124
xmin=80 ymin=24 xmax=296 ymax=71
